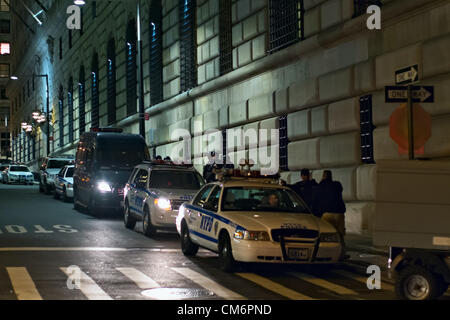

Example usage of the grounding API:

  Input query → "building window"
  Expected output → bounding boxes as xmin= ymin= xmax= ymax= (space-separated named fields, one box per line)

xmin=69 ymin=30 xmax=72 ymax=49
xmin=179 ymin=0 xmax=197 ymax=92
xmin=0 ymin=42 xmax=10 ymax=55
xmin=354 ymin=0 xmax=382 ymax=17
xmin=268 ymin=0 xmax=304 ymax=53
xmin=219 ymin=0 xmax=232 ymax=75
xmin=59 ymin=37 xmax=62 ymax=60
xmin=279 ymin=115 xmax=288 ymax=171
xmin=0 ymin=0 xmax=9 ymax=12
xmin=68 ymin=78 xmax=74 ymax=143
xmin=149 ymin=0 xmax=163 ymax=105
xmin=92 ymin=1 xmax=97 ymax=19
xmin=126 ymin=20 xmax=137 ymax=117
xmin=0 ymin=19 xmax=10 ymax=33
xmin=78 ymin=66 xmax=86 ymax=135
xmin=0 ymin=63 xmax=8 ymax=77
xmin=27 ymin=80 xmax=30 ymax=97
xmin=58 ymin=86 xmax=64 ymax=147
xmin=80 ymin=7 xmax=84 ymax=36
xmin=360 ymin=95 xmax=375 ymax=164
xmin=106 ymin=38 xmax=116 ymax=125
xmin=91 ymin=53 xmax=99 ymax=128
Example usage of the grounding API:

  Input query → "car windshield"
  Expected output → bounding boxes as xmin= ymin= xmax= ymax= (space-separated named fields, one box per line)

xmin=10 ymin=166 xmax=29 ymax=172
xmin=66 ymin=168 xmax=74 ymax=177
xmin=221 ymin=187 xmax=311 ymax=214
xmin=149 ymin=170 xmax=204 ymax=189
xmin=97 ymin=142 xmax=150 ymax=169
xmin=48 ymin=160 xmax=72 ymax=169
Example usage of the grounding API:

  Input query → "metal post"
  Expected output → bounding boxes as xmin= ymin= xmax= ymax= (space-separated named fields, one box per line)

xmin=137 ymin=2 xmax=145 ymax=139
xmin=45 ymin=75 xmax=50 ymax=157
xmin=407 ymin=85 xmax=414 ymax=160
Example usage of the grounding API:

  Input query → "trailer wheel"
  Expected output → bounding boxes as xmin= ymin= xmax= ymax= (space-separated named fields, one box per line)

xmin=396 ymin=265 xmax=440 ymax=300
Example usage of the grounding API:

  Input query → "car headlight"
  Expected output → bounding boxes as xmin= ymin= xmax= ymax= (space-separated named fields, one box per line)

xmin=320 ymin=233 xmax=339 ymax=243
xmin=97 ymin=181 xmax=112 ymax=192
xmin=234 ymin=230 xmax=270 ymax=241
xmin=154 ymin=197 xmax=171 ymax=211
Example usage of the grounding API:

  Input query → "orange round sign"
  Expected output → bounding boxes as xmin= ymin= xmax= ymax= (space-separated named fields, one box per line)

xmin=389 ymin=103 xmax=432 ymax=151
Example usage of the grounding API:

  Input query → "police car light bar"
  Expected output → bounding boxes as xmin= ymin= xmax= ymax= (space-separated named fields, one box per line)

xmin=143 ymin=160 xmax=194 ymax=168
xmin=90 ymin=127 xmax=124 ymax=133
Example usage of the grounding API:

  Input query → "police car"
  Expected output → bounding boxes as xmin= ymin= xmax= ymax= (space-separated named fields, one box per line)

xmin=123 ymin=160 xmax=205 ymax=237
xmin=176 ymin=169 xmax=343 ymax=272
xmin=54 ymin=164 xmax=74 ymax=202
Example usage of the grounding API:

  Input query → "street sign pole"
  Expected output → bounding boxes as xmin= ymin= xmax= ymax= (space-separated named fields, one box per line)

xmin=407 ymin=85 xmax=414 ymax=160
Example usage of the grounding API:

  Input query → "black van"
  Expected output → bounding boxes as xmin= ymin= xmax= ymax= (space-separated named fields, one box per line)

xmin=73 ymin=128 xmax=150 ymax=216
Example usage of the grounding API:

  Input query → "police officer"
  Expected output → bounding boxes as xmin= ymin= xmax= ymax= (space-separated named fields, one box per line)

xmin=291 ymin=168 xmax=318 ymax=211
xmin=203 ymin=151 xmax=218 ymax=183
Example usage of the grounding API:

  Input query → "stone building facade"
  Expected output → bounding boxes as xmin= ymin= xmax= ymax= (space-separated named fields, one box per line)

xmin=8 ymin=0 xmax=450 ymax=235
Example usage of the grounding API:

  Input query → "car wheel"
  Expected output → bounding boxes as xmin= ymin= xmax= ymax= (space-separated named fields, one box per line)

xmin=180 ymin=222 xmax=199 ymax=256
xmin=396 ymin=265 xmax=440 ymax=300
xmin=219 ymin=232 xmax=236 ymax=273
xmin=143 ymin=207 xmax=157 ymax=237
xmin=123 ymin=203 xmax=136 ymax=230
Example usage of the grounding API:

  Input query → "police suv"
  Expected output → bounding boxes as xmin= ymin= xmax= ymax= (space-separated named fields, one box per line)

xmin=123 ymin=160 xmax=205 ymax=237
xmin=176 ymin=169 xmax=343 ymax=272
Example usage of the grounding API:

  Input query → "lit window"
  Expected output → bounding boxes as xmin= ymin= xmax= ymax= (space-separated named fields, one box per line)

xmin=0 ymin=42 xmax=10 ymax=55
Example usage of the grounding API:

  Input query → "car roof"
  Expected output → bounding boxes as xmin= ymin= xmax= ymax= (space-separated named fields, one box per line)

xmin=210 ymin=179 xmax=288 ymax=189
xmin=136 ymin=163 xmax=197 ymax=172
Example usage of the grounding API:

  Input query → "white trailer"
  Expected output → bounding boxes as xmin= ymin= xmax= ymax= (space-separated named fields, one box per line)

xmin=373 ymin=160 xmax=450 ymax=300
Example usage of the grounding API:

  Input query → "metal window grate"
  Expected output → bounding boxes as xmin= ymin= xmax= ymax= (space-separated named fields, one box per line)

xmin=360 ymin=95 xmax=375 ymax=164
xmin=179 ymin=0 xmax=197 ymax=92
xmin=149 ymin=1 xmax=163 ymax=105
xmin=279 ymin=115 xmax=288 ymax=171
xmin=68 ymin=78 xmax=74 ymax=143
xmin=107 ymin=39 xmax=117 ymax=125
xmin=126 ymin=20 xmax=137 ymax=117
xmin=27 ymin=135 xmax=31 ymax=161
xmin=269 ymin=0 xmax=304 ymax=54
xmin=79 ymin=66 xmax=86 ymax=135
xmin=354 ymin=0 xmax=382 ymax=17
xmin=219 ymin=0 xmax=233 ymax=75
xmin=58 ymin=99 xmax=64 ymax=147
xmin=91 ymin=53 xmax=99 ymax=129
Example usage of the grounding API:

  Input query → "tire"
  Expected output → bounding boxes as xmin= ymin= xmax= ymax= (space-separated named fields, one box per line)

xmin=143 ymin=207 xmax=157 ymax=237
xmin=396 ymin=265 xmax=440 ymax=300
xmin=180 ymin=222 xmax=199 ymax=256
xmin=219 ymin=232 xmax=236 ymax=273
xmin=123 ymin=203 xmax=136 ymax=230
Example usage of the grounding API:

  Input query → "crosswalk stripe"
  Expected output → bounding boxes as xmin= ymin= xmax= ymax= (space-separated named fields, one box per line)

xmin=116 ymin=268 xmax=160 ymax=289
xmin=236 ymin=273 xmax=314 ymax=300
xmin=172 ymin=267 xmax=246 ymax=300
xmin=6 ymin=267 xmax=42 ymax=300
xmin=289 ymin=272 xmax=359 ymax=297
xmin=60 ymin=267 xmax=113 ymax=300
xmin=332 ymin=269 xmax=395 ymax=292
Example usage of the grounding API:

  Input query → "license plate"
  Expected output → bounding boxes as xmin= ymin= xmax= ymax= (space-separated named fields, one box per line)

xmin=287 ymin=248 xmax=309 ymax=260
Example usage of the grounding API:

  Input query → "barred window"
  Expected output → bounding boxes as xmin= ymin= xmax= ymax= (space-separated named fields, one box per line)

xmin=149 ymin=0 xmax=163 ymax=105
xmin=107 ymin=38 xmax=117 ymax=125
xmin=68 ymin=77 xmax=74 ymax=143
xmin=78 ymin=66 xmax=86 ymax=135
xmin=69 ymin=29 xmax=72 ymax=49
xmin=32 ymin=135 xmax=36 ymax=160
xmin=91 ymin=53 xmax=99 ymax=128
xmin=360 ymin=95 xmax=375 ymax=164
xmin=126 ymin=19 xmax=137 ymax=117
xmin=354 ymin=0 xmax=382 ymax=17
xmin=279 ymin=115 xmax=288 ymax=171
xmin=179 ymin=0 xmax=197 ymax=92
xmin=219 ymin=0 xmax=232 ymax=75
xmin=27 ymin=135 xmax=31 ymax=162
xmin=58 ymin=86 xmax=64 ymax=147
xmin=269 ymin=0 xmax=304 ymax=53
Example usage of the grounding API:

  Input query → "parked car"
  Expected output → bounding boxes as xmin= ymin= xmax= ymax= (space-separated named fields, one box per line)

xmin=39 ymin=155 xmax=74 ymax=194
xmin=3 ymin=165 xmax=35 ymax=185
xmin=176 ymin=169 xmax=342 ymax=272
xmin=123 ymin=160 xmax=205 ymax=237
xmin=54 ymin=164 xmax=75 ymax=202
xmin=73 ymin=128 xmax=150 ymax=216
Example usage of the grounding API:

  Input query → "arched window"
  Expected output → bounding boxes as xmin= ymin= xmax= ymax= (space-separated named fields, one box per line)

xmin=68 ymin=77 xmax=74 ymax=143
xmin=149 ymin=0 xmax=163 ymax=105
xmin=91 ymin=52 xmax=99 ymax=128
xmin=126 ymin=19 xmax=137 ymax=117
xmin=79 ymin=66 xmax=86 ymax=135
xmin=107 ymin=38 xmax=116 ymax=125
xmin=58 ymin=85 xmax=64 ymax=147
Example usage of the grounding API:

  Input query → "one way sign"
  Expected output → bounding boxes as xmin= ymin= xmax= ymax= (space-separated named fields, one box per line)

xmin=396 ymin=65 xmax=419 ymax=85
xmin=385 ymin=86 xmax=434 ymax=103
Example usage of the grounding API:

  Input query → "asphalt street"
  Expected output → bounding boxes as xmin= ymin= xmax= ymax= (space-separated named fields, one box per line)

xmin=0 ymin=183 xmax=447 ymax=301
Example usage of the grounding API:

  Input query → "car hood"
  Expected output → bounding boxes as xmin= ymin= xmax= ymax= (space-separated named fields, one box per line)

xmin=151 ymin=188 xmax=198 ymax=201
xmin=223 ymin=212 xmax=337 ymax=233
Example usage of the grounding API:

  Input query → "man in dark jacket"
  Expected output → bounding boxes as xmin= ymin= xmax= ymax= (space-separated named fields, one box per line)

xmin=203 ymin=151 xmax=219 ymax=183
xmin=291 ymin=169 xmax=318 ymax=211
